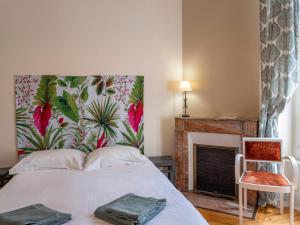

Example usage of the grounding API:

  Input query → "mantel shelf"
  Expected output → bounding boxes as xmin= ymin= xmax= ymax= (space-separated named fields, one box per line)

xmin=175 ymin=116 xmax=259 ymax=122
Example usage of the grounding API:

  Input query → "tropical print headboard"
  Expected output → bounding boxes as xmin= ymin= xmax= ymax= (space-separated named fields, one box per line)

xmin=15 ymin=75 xmax=144 ymax=159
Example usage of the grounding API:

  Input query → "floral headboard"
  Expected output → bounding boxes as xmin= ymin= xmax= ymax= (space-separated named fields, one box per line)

xmin=15 ymin=75 xmax=144 ymax=159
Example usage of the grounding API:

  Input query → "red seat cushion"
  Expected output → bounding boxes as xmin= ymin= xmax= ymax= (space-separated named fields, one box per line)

xmin=241 ymin=171 xmax=289 ymax=186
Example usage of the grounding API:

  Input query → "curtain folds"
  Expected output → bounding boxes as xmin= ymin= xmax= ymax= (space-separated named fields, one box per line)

xmin=259 ymin=0 xmax=299 ymax=206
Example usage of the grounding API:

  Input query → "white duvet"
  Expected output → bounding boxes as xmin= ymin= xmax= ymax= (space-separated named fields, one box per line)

xmin=0 ymin=159 xmax=208 ymax=225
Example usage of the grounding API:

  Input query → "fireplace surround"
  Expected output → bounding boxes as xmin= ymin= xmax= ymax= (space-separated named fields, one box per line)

xmin=175 ymin=117 xmax=259 ymax=205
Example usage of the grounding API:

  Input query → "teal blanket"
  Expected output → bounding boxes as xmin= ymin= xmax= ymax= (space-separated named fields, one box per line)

xmin=0 ymin=204 xmax=71 ymax=225
xmin=94 ymin=193 xmax=166 ymax=225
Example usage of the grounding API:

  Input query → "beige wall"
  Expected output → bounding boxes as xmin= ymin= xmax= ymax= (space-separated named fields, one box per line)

xmin=0 ymin=0 xmax=182 ymax=167
xmin=183 ymin=0 xmax=260 ymax=118
xmin=0 ymin=0 xmax=262 ymax=167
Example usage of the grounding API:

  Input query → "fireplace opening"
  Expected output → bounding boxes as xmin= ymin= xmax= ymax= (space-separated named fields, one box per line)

xmin=193 ymin=144 xmax=238 ymax=199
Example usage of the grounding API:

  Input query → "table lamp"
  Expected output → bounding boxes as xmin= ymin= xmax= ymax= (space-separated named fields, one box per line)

xmin=179 ymin=80 xmax=192 ymax=117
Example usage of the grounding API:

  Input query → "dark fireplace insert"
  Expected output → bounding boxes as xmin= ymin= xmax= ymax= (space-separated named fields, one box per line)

xmin=193 ymin=144 xmax=238 ymax=199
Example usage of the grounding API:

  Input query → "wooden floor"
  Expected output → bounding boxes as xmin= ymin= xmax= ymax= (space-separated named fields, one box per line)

xmin=198 ymin=207 xmax=300 ymax=225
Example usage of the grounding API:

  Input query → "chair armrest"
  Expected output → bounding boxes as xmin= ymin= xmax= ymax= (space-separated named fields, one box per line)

xmin=235 ymin=154 xmax=244 ymax=184
xmin=283 ymin=156 xmax=299 ymax=190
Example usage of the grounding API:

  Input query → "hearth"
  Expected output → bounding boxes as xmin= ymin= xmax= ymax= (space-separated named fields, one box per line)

xmin=193 ymin=144 xmax=238 ymax=199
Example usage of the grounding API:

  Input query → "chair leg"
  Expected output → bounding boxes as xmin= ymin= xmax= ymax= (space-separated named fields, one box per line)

xmin=239 ymin=185 xmax=243 ymax=225
xmin=244 ymin=188 xmax=247 ymax=209
xmin=280 ymin=193 xmax=284 ymax=215
xmin=290 ymin=187 xmax=294 ymax=225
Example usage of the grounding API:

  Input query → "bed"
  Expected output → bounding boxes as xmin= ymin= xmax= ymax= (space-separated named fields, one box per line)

xmin=8 ymin=75 xmax=208 ymax=224
xmin=0 ymin=158 xmax=208 ymax=225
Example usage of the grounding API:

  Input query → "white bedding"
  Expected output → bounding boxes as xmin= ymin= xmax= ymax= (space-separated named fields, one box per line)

xmin=0 ymin=159 xmax=208 ymax=225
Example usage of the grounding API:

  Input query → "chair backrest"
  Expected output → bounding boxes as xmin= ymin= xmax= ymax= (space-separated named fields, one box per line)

xmin=242 ymin=138 xmax=282 ymax=163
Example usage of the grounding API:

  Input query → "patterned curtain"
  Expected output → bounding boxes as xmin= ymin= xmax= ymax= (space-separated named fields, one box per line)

xmin=259 ymin=0 xmax=299 ymax=206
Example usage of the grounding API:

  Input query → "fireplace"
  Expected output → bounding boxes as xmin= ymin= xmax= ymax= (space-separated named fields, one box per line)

xmin=193 ymin=144 xmax=238 ymax=199
xmin=175 ymin=117 xmax=259 ymax=205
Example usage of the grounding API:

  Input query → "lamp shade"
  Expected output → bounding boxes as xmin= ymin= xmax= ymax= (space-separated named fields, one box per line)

xmin=179 ymin=80 xmax=192 ymax=92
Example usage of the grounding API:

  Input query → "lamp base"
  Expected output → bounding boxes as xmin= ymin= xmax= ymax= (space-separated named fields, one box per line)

xmin=181 ymin=114 xmax=190 ymax=118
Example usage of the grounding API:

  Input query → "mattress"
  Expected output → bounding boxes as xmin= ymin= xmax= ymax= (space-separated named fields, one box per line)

xmin=0 ymin=159 xmax=208 ymax=225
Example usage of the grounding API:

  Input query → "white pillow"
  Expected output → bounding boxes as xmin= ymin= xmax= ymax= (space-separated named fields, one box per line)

xmin=9 ymin=149 xmax=86 ymax=175
xmin=84 ymin=145 xmax=146 ymax=171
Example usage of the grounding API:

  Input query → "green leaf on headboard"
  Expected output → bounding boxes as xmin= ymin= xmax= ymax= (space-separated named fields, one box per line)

xmin=54 ymin=90 xmax=79 ymax=123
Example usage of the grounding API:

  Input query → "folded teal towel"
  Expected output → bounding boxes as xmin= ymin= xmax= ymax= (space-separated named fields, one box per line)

xmin=0 ymin=204 xmax=71 ymax=225
xmin=94 ymin=193 xmax=166 ymax=225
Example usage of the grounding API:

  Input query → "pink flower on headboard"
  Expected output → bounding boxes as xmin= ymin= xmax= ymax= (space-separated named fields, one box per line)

xmin=97 ymin=133 xmax=108 ymax=148
xmin=17 ymin=149 xmax=25 ymax=157
xmin=33 ymin=102 xmax=52 ymax=137
xmin=58 ymin=117 xmax=64 ymax=124
xmin=128 ymin=100 xmax=143 ymax=133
